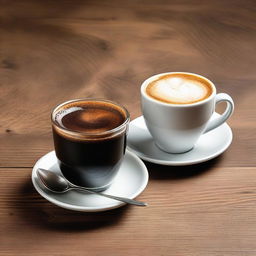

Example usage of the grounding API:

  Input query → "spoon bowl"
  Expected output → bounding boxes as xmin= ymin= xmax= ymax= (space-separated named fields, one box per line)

xmin=37 ymin=168 xmax=69 ymax=192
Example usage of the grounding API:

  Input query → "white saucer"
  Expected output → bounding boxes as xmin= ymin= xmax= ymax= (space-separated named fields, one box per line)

xmin=32 ymin=150 xmax=148 ymax=212
xmin=127 ymin=113 xmax=233 ymax=166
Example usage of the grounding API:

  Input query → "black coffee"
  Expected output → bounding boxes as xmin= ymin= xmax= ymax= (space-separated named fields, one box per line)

xmin=52 ymin=100 xmax=129 ymax=190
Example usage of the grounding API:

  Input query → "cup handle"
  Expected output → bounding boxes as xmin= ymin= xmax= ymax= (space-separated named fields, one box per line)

xmin=204 ymin=93 xmax=234 ymax=134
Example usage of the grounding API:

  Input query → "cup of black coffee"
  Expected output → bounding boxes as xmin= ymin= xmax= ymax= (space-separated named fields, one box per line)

xmin=51 ymin=99 xmax=130 ymax=191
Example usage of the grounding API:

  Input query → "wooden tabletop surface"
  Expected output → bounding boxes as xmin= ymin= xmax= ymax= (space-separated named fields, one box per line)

xmin=1 ymin=1 xmax=256 ymax=255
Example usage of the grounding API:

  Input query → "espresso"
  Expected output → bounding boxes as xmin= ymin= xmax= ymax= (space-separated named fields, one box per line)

xmin=52 ymin=100 xmax=129 ymax=190
xmin=146 ymin=73 xmax=213 ymax=104
xmin=54 ymin=101 xmax=126 ymax=133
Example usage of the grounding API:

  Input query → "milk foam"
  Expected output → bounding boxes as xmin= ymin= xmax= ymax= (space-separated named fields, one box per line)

xmin=148 ymin=76 xmax=211 ymax=104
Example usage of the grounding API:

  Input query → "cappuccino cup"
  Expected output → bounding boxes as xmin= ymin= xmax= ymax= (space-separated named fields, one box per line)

xmin=141 ymin=72 xmax=234 ymax=153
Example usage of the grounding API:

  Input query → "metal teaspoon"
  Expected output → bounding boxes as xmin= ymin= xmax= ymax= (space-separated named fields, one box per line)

xmin=37 ymin=168 xmax=147 ymax=207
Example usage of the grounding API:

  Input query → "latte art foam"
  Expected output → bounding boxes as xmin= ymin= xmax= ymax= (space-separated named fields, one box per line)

xmin=146 ymin=74 xmax=213 ymax=104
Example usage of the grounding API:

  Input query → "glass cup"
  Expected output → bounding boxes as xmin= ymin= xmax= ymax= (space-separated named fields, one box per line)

xmin=51 ymin=98 xmax=130 ymax=191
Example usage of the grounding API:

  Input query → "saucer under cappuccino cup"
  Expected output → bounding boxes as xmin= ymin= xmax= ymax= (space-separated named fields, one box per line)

xmin=141 ymin=72 xmax=234 ymax=153
xmin=51 ymin=99 xmax=130 ymax=191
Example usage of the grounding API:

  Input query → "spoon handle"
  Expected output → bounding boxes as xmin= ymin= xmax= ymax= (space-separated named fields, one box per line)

xmin=70 ymin=187 xmax=147 ymax=206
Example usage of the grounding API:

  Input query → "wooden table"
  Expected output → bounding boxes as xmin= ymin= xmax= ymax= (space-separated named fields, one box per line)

xmin=1 ymin=1 xmax=255 ymax=255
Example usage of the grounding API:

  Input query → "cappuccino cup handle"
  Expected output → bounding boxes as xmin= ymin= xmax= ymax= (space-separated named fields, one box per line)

xmin=204 ymin=93 xmax=234 ymax=134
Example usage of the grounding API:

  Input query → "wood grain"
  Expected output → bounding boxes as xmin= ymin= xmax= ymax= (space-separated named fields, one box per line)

xmin=1 ymin=0 xmax=256 ymax=255
xmin=1 ymin=167 xmax=256 ymax=256
xmin=0 ymin=126 xmax=255 ymax=168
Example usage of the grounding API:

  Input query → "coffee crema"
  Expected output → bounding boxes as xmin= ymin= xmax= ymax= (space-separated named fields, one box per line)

xmin=146 ymin=73 xmax=213 ymax=104
xmin=53 ymin=100 xmax=127 ymax=139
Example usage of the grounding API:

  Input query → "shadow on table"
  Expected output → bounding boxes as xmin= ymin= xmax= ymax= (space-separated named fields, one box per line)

xmin=145 ymin=155 xmax=223 ymax=180
xmin=12 ymin=155 xmax=222 ymax=232
xmin=12 ymin=179 xmax=130 ymax=232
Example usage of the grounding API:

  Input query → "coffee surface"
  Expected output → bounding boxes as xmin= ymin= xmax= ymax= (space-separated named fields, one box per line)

xmin=54 ymin=101 xmax=126 ymax=134
xmin=146 ymin=73 xmax=213 ymax=104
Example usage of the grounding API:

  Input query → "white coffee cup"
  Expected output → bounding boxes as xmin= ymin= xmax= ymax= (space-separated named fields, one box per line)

xmin=141 ymin=72 xmax=234 ymax=153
